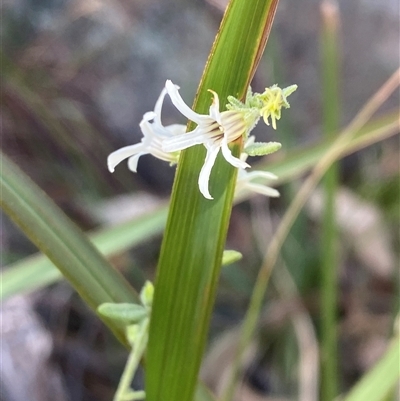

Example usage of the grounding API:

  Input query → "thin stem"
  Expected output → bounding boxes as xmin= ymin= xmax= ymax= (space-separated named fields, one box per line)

xmin=320 ymin=1 xmax=340 ymax=399
xmin=114 ymin=319 xmax=149 ymax=401
xmin=221 ymin=68 xmax=400 ymax=401
xmin=252 ymin=203 xmax=319 ymax=401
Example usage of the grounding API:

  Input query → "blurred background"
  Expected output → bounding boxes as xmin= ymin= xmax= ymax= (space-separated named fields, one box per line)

xmin=1 ymin=0 xmax=399 ymax=400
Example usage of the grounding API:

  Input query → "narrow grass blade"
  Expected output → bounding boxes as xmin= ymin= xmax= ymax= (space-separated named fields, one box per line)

xmin=1 ymin=208 xmax=167 ymax=299
xmin=0 ymin=152 xmax=138 ymax=344
xmin=320 ymin=2 xmax=340 ymax=399
xmin=146 ymin=1 xmax=279 ymax=401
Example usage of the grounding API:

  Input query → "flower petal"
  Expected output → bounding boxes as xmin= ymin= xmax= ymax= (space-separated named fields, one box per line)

xmin=152 ymin=88 xmax=180 ymax=138
xmin=208 ymin=90 xmax=221 ymax=123
xmin=143 ymin=111 xmax=156 ymax=122
xmin=162 ymin=127 xmax=210 ymax=152
xmin=242 ymin=170 xmax=278 ymax=180
xmin=127 ymin=153 xmax=143 ymax=172
xmin=139 ymin=119 xmax=158 ymax=146
xmin=244 ymin=183 xmax=280 ymax=197
xmin=198 ymin=145 xmax=220 ymax=200
xmin=107 ymin=144 xmax=144 ymax=172
xmin=220 ymin=139 xmax=250 ymax=169
xmin=165 ymin=80 xmax=210 ymax=125
xmin=153 ymin=89 xmax=167 ymax=122
xmin=235 ymin=169 xmax=280 ymax=199
xmin=166 ymin=124 xmax=187 ymax=136
xmin=140 ymin=111 xmax=171 ymax=141
xmin=220 ymin=111 xmax=246 ymax=142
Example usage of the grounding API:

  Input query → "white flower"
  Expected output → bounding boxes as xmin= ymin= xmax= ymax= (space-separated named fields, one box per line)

xmin=107 ymin=88 xmax=182 ymax=174
xmin=162 ymin=80 xmax=250 ymax=200
xmin=234 ymin=137 xmax=280 ymax=200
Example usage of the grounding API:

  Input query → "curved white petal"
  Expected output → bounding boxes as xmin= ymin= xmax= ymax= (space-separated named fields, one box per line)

xmin=165 ymin=80 xmax=209 ymax=125
xmin=140 ymin=119 xmax=163 ymax=141
xmin=139 ymin=118 xmax=157 ymax=145
xmin=153 ymin=88 xmax=167 ymax=123
xmin=243 ymin=171 xmax=278 ymax=180
xmin=220 ymin=111 xmax=245 ymax=142
xmin=166 ymin=124 xmax=186 ymax=136
xmin=127 ymin=153 xmax=143 ymax=172
xmin=107 ymin=144 xmax=144 ymax=172
xmin=150 ymin=145 xmax=179 ymax=163
xmin=220 ymin=140 xmax=250 ymax=169
xmin=162 ymin=127 xmax=208 ymax=152
xmin=143 ymin=111 xmax=156 ymax=122
xmin=198 ymin=145 xmax=220 ymax=200
xmin=208 ymin=90 xmax=221 ymax=123
xmin=244 ymin=135 xmax=256 ymax=147
xmin=140 ymin=111 xmax=168 ymax=140
xmin=244 ymin=183 xmax=280 ymax=197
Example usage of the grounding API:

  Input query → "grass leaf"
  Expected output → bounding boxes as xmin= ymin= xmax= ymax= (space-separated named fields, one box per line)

xmin=146 ymin=1 xmax=279 ymax=401
xmin=0 ymin=152 xmax=138 ymax=344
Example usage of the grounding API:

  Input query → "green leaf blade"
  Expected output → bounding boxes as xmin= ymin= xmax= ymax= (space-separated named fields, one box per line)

xmin=146 ymin=1 xmax=279 ymax=401
xmin=1 ymin=207 xmax=167 ymax=300
xmin=0 ymin=152 xmax=138 ymax=344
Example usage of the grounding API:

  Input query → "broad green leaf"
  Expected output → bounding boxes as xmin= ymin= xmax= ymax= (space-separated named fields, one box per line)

xmin=146 ymin=1 xmax=280 ymax=401
xmin=0 ymin=152 xmax=137 ymax=344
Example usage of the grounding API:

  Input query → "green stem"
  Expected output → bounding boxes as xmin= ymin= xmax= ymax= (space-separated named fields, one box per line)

xmin=114 ymin=319 xmax=149 ymax=401
xmin=320 ymin=2 xmax=340 ymax=399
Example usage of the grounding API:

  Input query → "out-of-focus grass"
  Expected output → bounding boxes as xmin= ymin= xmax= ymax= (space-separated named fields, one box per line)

xmin=2 ymin=52 xmax=131 ymax=198
xmin=320 ymin=2 xmax=340 ymax=399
